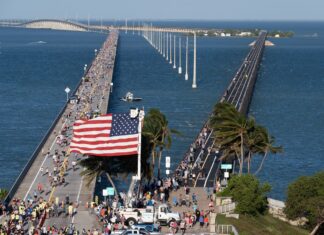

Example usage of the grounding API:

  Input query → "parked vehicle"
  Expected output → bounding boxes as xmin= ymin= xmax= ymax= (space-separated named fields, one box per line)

xmin=120 ymin=229 xmax=150 ymax=235
xmin=119 ymin=204 xmax=180 ymax=226
xmin=131 ymin=224 xmax=161 ymax=234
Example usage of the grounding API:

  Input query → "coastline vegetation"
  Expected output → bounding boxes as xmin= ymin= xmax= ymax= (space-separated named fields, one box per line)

xmin=211 ymin=102 xmax=324 ymax=234
xmin=285 ymin=171 xmax=324 ymax=235
xmin=220 ymin=174 xmax=271 ymax=215
xmin=188 ymin=29 xmax=294 ymax=38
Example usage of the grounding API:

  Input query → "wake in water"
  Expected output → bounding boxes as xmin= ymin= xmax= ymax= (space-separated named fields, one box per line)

xmin=27 ymin=41 xmax=47 ymax=45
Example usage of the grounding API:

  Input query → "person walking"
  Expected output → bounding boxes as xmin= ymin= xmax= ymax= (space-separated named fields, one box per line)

xmin=199 ymin=214 xmax=204 ymax=228
xmin=204 ymin=215 xmax=209 ymax=227
xmin=37 ymin=182 xmax=43 ymax=193
xmin=68 ymin=204 xmax=73 ymax=217
xmin=180 ymin=220 xmax=186 ymax=235
xmin=195 ymin=209 xmax=200 ymax=223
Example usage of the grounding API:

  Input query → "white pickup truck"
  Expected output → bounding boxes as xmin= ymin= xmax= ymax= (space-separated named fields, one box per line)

xmin=119 ymin=204 xmax=180 ymax=226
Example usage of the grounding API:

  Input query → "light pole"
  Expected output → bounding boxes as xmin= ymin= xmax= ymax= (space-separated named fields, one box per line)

xmin=84 ymin=64 xmax=88 ymax=74
xmin=110 ymin=82 xmax=113 ymax=93
xmin=65 ymin=87 xmax=71 ymax=102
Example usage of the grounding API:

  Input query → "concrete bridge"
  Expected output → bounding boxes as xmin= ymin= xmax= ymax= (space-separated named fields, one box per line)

xmin=3 ymin=30 xmax=119 ymax=231
xmin=23 ymin=19 xmax=89 ymax=31
xmin=0 ymin=19 xmax=202 ymax=33
xmin=175 ymin=31 xmax=268 ymax=189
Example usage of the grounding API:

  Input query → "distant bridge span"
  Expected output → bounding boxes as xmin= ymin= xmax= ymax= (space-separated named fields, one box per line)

xmin=22 ymin=19 xmax=88 ymax=31
xmin=0 ymin=19 xmax=197 ymax=33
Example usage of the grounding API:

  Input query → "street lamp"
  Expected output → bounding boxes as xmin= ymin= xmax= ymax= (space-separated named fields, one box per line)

xmin=110 ymin=82 xmax=113 ymax=93
xmin=65 ymin=87 xmax=71 ymax=102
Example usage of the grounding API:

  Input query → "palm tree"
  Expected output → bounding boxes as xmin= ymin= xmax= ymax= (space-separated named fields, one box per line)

xmin=142 ymin=108 xmax=180 ymax=179
xmin=212 ymin=102 xmax=254 ymax=175
xmin=142 ymin=110 xmax=163 ymax=172
xmin=246 ymin=124 xmax=266 ymax=173
xmin=211 ymin=102 xmax=282 ymax=176
xmin=254 ymin=129 xmax=283 ymax=175
xmin=79 ymin=156 xmax=138 ymax=196
xmin=79 ymin=157 xmax=118 ymax=196
xmin=0 ymin=188 xmax=8 ymax=201
xmin=154 ymin=111 xmax=180 ymax=179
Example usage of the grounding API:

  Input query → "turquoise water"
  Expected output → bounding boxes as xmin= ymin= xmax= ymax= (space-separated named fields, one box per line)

xmin=1 ymin=21 xmax=324 ymax=200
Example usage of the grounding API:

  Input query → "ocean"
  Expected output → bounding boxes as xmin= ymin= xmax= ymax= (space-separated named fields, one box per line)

xmin=0 ymin=21 xmax=323 ymax=200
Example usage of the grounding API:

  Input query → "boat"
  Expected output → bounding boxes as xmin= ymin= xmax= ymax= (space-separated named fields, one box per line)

xmin=120 ymin=92 xmax=142 ymax=102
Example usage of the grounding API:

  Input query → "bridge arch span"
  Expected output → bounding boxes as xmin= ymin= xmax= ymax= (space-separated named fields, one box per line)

xmin=22 ymin=19 xmax=88 ymax=32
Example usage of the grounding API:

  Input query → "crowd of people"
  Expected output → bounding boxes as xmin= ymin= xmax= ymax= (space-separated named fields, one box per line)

xmin=174 ymin=125 xmax=214 ymax=185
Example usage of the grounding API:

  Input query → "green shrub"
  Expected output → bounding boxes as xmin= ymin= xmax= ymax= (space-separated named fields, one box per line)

xmin=285 ymin=171 xmax=324 ymax=234
xmin=221 ymin=174 xmax=271 ymax=215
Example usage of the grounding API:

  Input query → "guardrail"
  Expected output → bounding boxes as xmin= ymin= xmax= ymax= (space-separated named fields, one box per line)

xmin=216 ymin=202 xmax=236 ymax=214
xmin=4 ymin=49 xmax=93 ymax=204
xmin=216 ymin=224 xmax=239 ymax=235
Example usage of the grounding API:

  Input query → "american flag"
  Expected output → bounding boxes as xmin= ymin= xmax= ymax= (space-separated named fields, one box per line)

xmin=70 ymin=113 xmax=139 ymax=157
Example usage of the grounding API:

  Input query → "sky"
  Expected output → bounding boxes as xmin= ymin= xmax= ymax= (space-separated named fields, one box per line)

xmin=1 ymin=0 xmax=324 ymax=21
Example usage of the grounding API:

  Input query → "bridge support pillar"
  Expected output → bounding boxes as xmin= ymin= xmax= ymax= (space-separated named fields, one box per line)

xmin=192 ymin=32 xmax=197 ymax=88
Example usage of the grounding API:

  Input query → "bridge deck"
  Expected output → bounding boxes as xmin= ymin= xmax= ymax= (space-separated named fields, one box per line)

xmin=175 ymin=32 xmax=267 ymax=189
xmin=4 ymin=30 xmax=119 ymax=231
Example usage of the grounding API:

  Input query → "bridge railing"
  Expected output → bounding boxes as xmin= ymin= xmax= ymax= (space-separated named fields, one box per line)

xmin=216 ymin=202 xmax=236 ymax=214
xmin=216 ymin=224 xmax=239 ymax=235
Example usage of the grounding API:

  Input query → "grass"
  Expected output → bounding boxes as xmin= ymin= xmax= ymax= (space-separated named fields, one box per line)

xmin=216 ymin=213 xmax=309 ymax=235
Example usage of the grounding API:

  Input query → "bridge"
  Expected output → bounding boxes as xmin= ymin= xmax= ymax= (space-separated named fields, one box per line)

xmin=0 ymin=19 xmax=208 ymax=33
xmin=0 ymin=19 xmax=89 ymax=32
xmin=2 ymin=30 xmax=119 ymax=231
xmin=174 ymin=31 xmax=267 ymax=188
xmin=23 ymin=19 xmax=89 ymax=31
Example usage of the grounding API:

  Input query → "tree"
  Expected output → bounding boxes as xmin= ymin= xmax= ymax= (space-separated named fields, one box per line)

xmin=142 ymin=109 xmax=163 ymax=173
xmin=79 ymin=157 xmax=119 ymax=196
xmin=210 ymin=102 xmax=282 ymax=175
xmin=0 ymin=188 xmax=8 ymax=201
xmin=142 ymin=108 xmax=179 ymax=179
xmin=221 ymin=174 xmax=271 ymax=215
xmin=211 ymin=102 xmax=255 ymax=175
xmin=285 ymin=171 xmax=324 ymax=234
xmin=254 ymin=127 xmax=282 ymax=175
xmin=79 ymin=156 xmax=139 ymax=196
xmin=246 ymin=125 xmax=264 ymax=173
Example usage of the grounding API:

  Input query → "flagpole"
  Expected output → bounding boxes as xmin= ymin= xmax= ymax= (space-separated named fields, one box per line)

xmin=135 ymin=110 xmax=145 ymax=181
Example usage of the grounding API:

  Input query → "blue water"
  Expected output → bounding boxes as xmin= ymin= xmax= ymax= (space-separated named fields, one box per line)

xmin=1 ymin=21 xmax=324 ymax=200
xmin=249 ymin=30 xmax=324 ymax=199
xmin=0 ymin=28 xmax=106 ymax=188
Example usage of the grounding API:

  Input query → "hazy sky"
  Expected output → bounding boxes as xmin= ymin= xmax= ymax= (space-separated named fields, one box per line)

xmin=1 ymin=0 xmax=324 ymax=21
